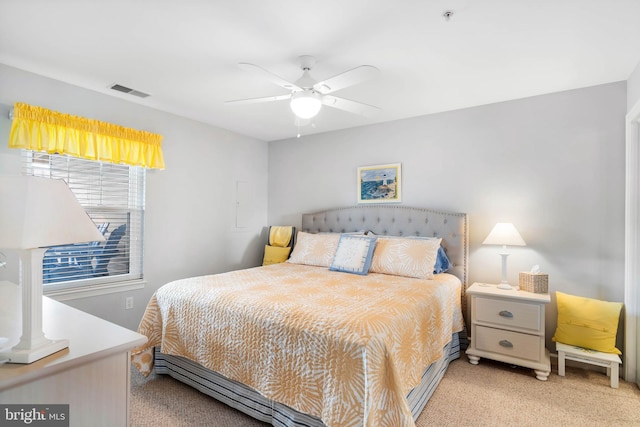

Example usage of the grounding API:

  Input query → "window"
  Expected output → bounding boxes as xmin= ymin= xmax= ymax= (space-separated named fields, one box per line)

xmin=22 ymin=151 xmax=145 ymax=292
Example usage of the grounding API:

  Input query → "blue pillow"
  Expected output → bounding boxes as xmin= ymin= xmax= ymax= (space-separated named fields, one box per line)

xmin=329 ymin=234 xmax=377 ymax=275
xmin=434 ymin=246 xmax=451 ymax=274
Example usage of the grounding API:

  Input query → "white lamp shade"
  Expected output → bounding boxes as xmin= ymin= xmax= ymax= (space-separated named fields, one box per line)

xmin=0 ymin=175 xmax=106 ymax=249
xmin=290 ymin=90 xmax=322 ymax=119
xmin=483 ymin=222 xmax=526 ymax=246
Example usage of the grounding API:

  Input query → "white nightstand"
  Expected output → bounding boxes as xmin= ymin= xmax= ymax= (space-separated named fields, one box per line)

xmin=466 ymin=282 xmax=551 ymax=381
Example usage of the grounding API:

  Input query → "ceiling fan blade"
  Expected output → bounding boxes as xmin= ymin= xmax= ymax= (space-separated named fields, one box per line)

xmin=313 ymin=65 xmax=379 ymax=94
xmin=323 ymin=95 xmax=380 ymax=117
xmin=225 ymin=94 xmax=290 ymax=105
xmin=238 ymin=63 xmax=302 ymax=91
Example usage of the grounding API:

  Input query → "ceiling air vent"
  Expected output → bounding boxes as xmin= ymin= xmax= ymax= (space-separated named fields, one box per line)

xmin=109 ymin=83 xmax=150 ymax=98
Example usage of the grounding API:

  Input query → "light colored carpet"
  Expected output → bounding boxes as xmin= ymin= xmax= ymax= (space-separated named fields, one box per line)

xmin=130 ymin=353 xmax=640 ymax=427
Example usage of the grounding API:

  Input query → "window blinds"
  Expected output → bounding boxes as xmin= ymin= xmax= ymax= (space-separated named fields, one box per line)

xmin=22 ymin=151 xmax=145 ymax=288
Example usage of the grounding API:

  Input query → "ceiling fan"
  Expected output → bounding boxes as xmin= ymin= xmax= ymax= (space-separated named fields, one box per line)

xmin=226 ymin=55 xmax=380 ymax=121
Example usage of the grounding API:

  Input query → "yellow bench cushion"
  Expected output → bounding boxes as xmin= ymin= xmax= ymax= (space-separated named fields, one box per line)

xmin=262 ymin=245 xmax=292 ymax=266
xmin=552 ymin=291 xmax=623 ymax=355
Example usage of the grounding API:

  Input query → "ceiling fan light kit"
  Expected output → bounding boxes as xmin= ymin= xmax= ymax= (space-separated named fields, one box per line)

xmin=290 ymin=90 xmax=322 ymax=119
xmin=227 ymin=55 xmax=380 ymax=124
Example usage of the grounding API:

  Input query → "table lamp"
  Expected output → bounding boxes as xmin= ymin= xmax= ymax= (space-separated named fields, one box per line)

xmin=0 ymin=175 xmax=105 ymax=363
xmin=483 ymin=222 xmax=526 ymax=290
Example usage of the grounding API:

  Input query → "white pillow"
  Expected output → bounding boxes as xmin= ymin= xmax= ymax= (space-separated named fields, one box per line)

xmin=369 ymin=236 xmax=442 ymax=279
xmin=329 ymin=235 xmax=377 ymax=275
xmin=287 ymin=232 xmax=340 ymax=267
xmin=367 ymin=232 xmax=452 ymax=274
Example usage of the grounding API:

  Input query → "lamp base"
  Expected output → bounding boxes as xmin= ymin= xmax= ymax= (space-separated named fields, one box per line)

xmin=497 ymin=283 xmax=513 ymax=290
xmin=0 ymin=338 xmax=69 ymax=364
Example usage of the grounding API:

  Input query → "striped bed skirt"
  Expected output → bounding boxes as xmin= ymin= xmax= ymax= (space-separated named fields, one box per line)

xmin=154 ymin=332 xmax=462 ymax=426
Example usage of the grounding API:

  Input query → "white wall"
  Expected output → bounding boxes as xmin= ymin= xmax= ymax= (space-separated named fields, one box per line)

xmin=0 ymin=64 xmax=268 ymax=331
xmin=628 ymin=60 xmax=640 ymax=111
xmin=0 ymin=61 xmax=628 ymax=353
xmin=268 ymin=82 xmax=627 ymax=351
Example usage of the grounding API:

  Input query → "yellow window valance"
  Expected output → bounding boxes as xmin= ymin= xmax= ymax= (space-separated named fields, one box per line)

xmin=8 ymin=102 xmax=165 ymax=169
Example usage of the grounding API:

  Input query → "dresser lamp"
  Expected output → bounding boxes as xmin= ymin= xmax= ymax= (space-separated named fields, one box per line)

xmin=0 ymin=175 xmax=105 ymax=363
xmin=483 ymin=222 xmax=526 ymax=290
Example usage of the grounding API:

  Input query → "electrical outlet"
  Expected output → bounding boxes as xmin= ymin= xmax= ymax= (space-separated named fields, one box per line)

xmin=125 ymin=296 xmax=134 ymax=310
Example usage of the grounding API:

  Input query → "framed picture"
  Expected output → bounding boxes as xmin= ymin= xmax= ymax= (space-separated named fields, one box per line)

xmin=357 ymin=163 xmax=401 ymax=203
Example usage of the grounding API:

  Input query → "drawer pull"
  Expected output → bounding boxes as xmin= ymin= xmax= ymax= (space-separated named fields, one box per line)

xmin=499 ymin=339 xmax=513 ymax=348
xmin=499 ymin=310 xmax=514 ymax=318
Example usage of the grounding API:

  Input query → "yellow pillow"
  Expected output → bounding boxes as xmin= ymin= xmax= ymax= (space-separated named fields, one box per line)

xmin=262 ymin=245 xmax=291 ymax=266
xmin=269 ymin=226 xmax=293 ymax=247
xmin=552 ymin=291 xmax=623 ymax=354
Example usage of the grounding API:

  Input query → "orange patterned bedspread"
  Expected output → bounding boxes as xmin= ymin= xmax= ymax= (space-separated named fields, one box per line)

xmin=132 ymin=262 xmax=463 ymax=427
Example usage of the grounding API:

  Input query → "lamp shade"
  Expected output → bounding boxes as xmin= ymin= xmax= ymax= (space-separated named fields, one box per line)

xmin=0 ymin=175 xmax=105 ymax=249
xmin=483 ymin=222 xmax=526 ymax=246
xmin=290 ymin=90 xmax=322 ymax=119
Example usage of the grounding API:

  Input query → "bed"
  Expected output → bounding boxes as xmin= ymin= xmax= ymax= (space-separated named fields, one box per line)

xmin=132 ymin=205 xmax=468 ymax=427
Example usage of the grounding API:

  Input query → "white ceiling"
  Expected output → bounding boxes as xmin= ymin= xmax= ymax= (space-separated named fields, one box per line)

xmin=1 ymin=0 xmax=639 ymax=142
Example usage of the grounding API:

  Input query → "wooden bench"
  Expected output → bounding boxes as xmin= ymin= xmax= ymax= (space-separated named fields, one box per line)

xmin=556 ymin=342 xmax=621 ymax=388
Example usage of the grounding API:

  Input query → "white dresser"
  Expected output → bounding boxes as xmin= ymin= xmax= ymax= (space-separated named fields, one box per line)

xmin=466 ymin=282 xmax=551 ymax=381
xmin=0 ymin=281 xmax=147 ymax=426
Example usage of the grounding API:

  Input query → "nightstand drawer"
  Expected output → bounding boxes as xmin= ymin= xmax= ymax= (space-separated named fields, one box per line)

xmin=474 ymin=326 xmax=542 ymax=362
xmin=475 ymin=297 xmax=542 ymax=332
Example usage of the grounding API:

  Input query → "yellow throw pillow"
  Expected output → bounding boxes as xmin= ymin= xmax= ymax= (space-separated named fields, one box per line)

xmin=269 ymin=226 xmax=293 ymax=247
xmin=262 ymin=245 xmax=292 ymax=266
xmin=552 ymin=291 xmax=623 ymax=354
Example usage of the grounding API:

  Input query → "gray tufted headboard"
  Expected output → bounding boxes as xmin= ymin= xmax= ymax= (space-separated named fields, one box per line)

xmin=301 ymin=205 xmax=468 ymax=289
